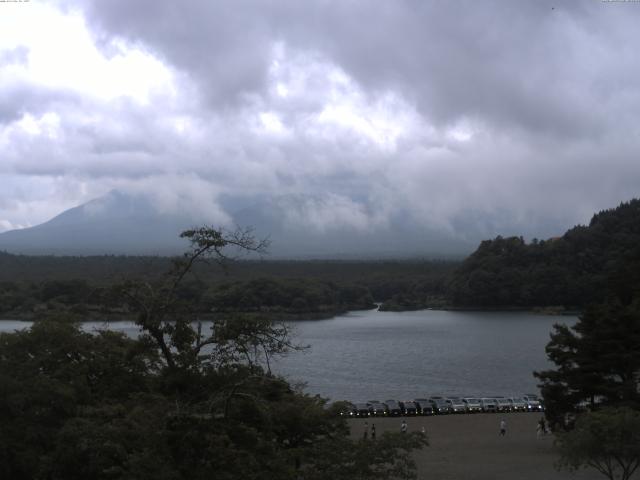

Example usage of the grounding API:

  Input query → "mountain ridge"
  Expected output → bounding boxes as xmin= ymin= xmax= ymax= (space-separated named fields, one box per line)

xmin=0 ymin=190 xmax=475 ymax=258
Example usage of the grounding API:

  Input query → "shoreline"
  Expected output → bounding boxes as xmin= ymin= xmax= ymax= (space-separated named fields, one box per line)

xmin=0 ymin=305 xmax=581 ymax=322
xmin=379 ymin=305 xmax=581 ymax=316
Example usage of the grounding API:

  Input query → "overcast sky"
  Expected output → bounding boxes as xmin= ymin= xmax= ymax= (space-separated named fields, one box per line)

xmin=1 ymin=0 xmax=639 ymax=242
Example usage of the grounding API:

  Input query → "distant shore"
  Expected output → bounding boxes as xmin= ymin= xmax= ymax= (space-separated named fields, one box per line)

xmin=0 ymin=304 xmax=581 ymax=322
xmin=0 ymin=309 xmax=352 ymax=323
xmin=378 ymin=304 xmax=581 ymax=316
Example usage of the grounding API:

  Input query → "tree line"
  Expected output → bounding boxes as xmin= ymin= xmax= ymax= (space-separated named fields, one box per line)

xmin=2 ymin=199 xmax=640 ymax=318
xmin=0 ymin=256 xmax=457 ymax=319
xmin=448 ymin=199 xmax=640 ymax=309
xmin=0 ymin=276 xmax=377 ymax=320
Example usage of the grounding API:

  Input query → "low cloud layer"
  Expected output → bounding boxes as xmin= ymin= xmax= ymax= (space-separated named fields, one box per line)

xmin=1 ymin=1 xmax=639 ymax=249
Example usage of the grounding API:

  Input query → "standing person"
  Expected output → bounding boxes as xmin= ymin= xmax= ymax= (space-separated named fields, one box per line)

xmin=401 ymin=420 xmax=408 ymax=434
xmin=563 ymin=414 xmax=570 ymax=431
xmin=543 ymin=418 xmax=551 ymax=435
xmin=363 ymin=421 xmax=369 ymax=440
xmin=499 ymin=419 xmax=507 ymax=436
xmin=537 ymin=417 xmax=545 ymax=437
xmin=371 ymin=423 xmax=376 ymax=440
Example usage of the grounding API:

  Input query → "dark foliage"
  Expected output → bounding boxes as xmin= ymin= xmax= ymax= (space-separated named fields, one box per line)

xmin=0 ymin=227 xmax=428 ymax=479
xmin=535 ymin=297 xmax=640 ymax=426
xmin=449 ymin=199 xmax=640 ymax=308
xmin=205 ymin=277 xmax=375 ymax=315
xmin=0 ymin=256 xmax=456 ymax=319
xmin=555 ymin=407 xmax=640 ymax=480
xmin=534 ymin=209 xmax=640 ymax=427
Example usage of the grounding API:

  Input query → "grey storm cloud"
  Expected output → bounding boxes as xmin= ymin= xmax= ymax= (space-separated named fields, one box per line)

xmin=75 ymin=0 xmax=628 ymax=134
xmin=0 ymin=83 xmax=78 ymax=125
xmin=1 ymin=0 xmax=640 ymax=243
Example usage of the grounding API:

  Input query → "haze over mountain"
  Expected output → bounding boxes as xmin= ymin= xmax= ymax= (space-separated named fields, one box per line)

xmin=0 ymin=190 xmax=479 ymax=258
xmin=0 ymin=191 xmax=194 ymax=256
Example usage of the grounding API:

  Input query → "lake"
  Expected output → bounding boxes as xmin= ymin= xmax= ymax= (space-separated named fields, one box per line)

xmin=273 ymin=309 xmax=574 ymax=402
xmin=0 ymin=309 xmax=574 ymax=402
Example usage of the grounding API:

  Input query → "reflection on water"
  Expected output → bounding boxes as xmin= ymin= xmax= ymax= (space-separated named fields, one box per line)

xmin=0 ymin=309 xmax=575 ymax=402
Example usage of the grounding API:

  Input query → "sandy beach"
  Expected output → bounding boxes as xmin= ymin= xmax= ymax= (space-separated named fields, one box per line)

xmin=349 ymin=414 xmax=610 ymax=480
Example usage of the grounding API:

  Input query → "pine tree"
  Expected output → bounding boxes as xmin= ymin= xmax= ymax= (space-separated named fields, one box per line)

xmin=535 ymin=298 xmax=640 ymax=427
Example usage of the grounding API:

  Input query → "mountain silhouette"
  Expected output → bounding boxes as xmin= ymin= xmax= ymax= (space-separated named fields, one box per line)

xmin=0 ymin=190 xmax=475 ymax=257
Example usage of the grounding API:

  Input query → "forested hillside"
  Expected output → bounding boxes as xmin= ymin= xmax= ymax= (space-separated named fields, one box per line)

xmin=0 ymin=254 xmax=456 ymax=319
xmin=448 ymin=199 xmax=640 ymax=308
xmin=2 ymin=199 xmax=639 ymax=316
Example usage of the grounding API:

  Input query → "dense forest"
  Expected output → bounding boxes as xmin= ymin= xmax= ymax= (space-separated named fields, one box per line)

xmin=349 ymin=199 xmax=640 ymax=312
xmin=1 ymin=199 xmax=639 ymax=318
xmin=0 ymin=254 xmax=456 ymax=319
xmin=447 ymin=199 xmax=640 ymax=309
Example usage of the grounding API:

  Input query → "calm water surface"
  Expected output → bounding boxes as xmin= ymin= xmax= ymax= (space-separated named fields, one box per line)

xmin=273 ymin=309 xmax=575 ymax=402
xmin=1 ymin=310 xmax=575 ymax=402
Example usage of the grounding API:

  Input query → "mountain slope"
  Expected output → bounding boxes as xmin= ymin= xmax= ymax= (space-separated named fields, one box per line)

xmin=0 ymin=190 xmax=476 ymax=257
xmin=0 ymin=191 xmax=194 ymax=255
xmin=230 ymin=194 xmax=474 ymax=258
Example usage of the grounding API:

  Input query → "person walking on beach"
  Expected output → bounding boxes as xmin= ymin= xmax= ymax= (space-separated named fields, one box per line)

xmin=537 ymin=417 xmax=546 ymax=438
xmin=499 ymin=419 xmax=506 ymax=436
xmin=401 ymin=420 xmax=407 ymax=434
xmin=363 ymin=421 xmax=369 ymax=440
xmin=371 ymin=423 xmax=376 ymax=440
